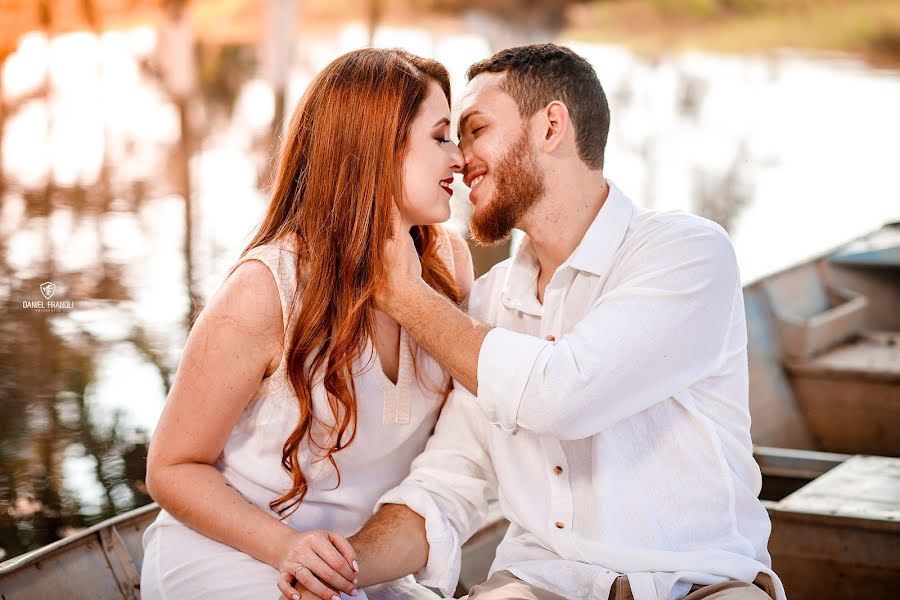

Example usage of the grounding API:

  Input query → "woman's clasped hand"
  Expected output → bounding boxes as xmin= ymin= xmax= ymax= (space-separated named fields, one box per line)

xmin=275 ymin=530 xmax=360 ymax=600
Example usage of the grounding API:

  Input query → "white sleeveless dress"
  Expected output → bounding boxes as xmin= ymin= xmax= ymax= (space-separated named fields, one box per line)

xmin=141 ymin=232 xmax=456 ymax=600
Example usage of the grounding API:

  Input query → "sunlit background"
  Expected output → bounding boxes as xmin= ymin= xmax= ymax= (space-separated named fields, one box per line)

xmin=2 ymin=0 xmax=899 ymax=562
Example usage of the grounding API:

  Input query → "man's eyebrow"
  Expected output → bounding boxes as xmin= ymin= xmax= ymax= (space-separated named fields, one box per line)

xmin=457 ymin=110 xmax=483 ymax=138
xmin=432 ymin=117 xmax=450 ymax=127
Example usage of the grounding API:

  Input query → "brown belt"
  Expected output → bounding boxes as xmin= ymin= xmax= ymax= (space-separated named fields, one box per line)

xmin=607 ymin=572 xmax=776 ymax=600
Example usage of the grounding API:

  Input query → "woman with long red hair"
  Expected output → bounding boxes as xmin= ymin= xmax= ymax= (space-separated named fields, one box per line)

xmin=140 ymin=48 xmax=472 ymax=600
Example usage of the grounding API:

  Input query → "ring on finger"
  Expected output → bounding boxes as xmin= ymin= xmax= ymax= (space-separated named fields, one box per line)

xmin=293 ymin=563 xmax=306 ymax=579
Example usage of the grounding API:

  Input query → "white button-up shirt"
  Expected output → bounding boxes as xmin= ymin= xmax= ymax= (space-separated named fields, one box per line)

xmin=377 ymin=181 xmax=785 ymax=600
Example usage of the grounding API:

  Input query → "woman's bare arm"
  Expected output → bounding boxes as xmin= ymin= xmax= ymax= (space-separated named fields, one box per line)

xmin=146 ymin=260 xmax=357 ymax=600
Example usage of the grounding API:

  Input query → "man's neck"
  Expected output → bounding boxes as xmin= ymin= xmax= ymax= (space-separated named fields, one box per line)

xmin=522 ymin=172 xmax=610 ymax=297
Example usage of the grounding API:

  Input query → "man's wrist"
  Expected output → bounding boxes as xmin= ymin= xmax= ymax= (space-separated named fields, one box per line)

xmin=385 ymin=277 xmax=431 ymax=325
xmin=346 ymin=533 xmax=375 ymax=587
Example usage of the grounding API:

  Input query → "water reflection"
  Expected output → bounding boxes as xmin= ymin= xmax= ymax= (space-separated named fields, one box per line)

xmin=2 ymin=19 xmax=900 ymax=563
xmin=0 ymin=26 xmax=187 ymax=561
xmin=0 ymin=268 xmax=152 ymax=559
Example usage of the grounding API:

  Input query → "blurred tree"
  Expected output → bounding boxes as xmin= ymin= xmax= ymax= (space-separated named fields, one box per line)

xmin=156 ymin=0 xmax=204 ymax=327
xmin=423 ymin=0 xmax=581 ymax=51
xmin=650 ymin=0 xmax=768 ymax=18
xmin=264 ymin=0 xmax=300 ymax=137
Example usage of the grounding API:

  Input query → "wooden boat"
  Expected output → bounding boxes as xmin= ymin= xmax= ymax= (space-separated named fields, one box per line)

xmin=0 ymin=503 xmax=156 ymax=599
xmin=3 ymin=448 xmax=894 ymax=600
xmin=738 ymin=222 xmax=900 ymax=599
xmin=743 ymin=222 xmax=900 ymax=457
xmin=2 ymin=224 xmax=898 ymax=599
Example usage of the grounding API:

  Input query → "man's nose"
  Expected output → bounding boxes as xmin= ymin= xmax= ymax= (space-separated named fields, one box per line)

xmin=457 ymin=137 xmax=474 ymax=169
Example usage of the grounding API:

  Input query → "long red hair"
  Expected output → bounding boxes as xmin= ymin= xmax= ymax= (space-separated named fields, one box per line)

xmin=231 ymin=49 xmax=460 ymax=517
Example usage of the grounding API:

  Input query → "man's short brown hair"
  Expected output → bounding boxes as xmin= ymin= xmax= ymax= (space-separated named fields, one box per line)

xmin=467 ymin=43 xmax=610 ymax=170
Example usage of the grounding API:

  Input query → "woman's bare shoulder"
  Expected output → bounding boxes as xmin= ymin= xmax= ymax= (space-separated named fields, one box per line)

xmin=201 ymin=259 xmax=285 ymax=371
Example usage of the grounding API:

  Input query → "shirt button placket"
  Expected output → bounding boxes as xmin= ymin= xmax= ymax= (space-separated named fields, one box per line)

xmin=550 ymin=460 xmax=578 ymax=555
xmin=550 ymin=460 xmax=572 ymax=540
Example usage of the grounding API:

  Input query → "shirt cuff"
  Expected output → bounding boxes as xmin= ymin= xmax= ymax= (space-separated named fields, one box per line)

xmin=375 ymin=484 xmax=462 ymax=596
xmin=477 ymin=327 xmax=548 ymax=431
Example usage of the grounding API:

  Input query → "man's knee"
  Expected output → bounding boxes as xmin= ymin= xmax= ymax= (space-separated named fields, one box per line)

xmin=683 ymin=580 xmax=774 ymax=600
xmin=467 ymin=570 xmax=566 ymax=600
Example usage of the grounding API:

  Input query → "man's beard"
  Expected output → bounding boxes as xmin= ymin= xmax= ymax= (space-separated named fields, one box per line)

xmin=469 ymin=129 xmax=545 ymax=246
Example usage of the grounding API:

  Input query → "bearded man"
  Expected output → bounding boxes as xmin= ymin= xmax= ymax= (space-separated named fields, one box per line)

xmin=288 ymin=43 xmax=785 ymax=600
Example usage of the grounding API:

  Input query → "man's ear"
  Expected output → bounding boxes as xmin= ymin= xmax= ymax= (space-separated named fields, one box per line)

xmin=540 ymin=101 xmax=570 ymax=154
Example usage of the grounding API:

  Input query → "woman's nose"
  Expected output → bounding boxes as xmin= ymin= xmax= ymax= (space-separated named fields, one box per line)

xmin=448 ymin=141 xmax=464 ymax=173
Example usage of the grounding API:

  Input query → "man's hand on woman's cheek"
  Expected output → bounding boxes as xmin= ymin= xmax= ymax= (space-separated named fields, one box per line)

xmin=375 ymin=201 xmax=425 ymax=314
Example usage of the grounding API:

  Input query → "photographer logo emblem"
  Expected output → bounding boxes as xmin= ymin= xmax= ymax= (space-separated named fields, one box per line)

xmin=40 ymin=282 xmax=56 ymax=300
xmin=23 ymin=281 xmax=75 ymax=312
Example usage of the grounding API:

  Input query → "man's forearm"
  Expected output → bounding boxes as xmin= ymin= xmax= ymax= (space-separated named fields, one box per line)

xmin=348 ymin=504 xmax=429 ymax=587
xmin=388 ymin=280 xmax=489 ymax=395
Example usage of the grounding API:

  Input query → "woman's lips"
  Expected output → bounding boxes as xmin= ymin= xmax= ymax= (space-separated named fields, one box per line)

xmin=439 ymin=177 xmax=454 ymax=197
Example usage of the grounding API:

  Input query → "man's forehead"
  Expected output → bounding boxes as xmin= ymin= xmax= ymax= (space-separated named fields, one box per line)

xmin=458 ymin=72 xmax=509 ymax=120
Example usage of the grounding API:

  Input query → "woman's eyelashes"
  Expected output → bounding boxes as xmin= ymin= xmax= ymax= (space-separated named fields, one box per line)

xmin=436 ymin=137 xmax=451 ymax=144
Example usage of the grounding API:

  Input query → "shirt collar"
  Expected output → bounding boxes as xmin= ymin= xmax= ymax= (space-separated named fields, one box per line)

xmin=565 ymin=180 xmax=634 ymax=277
xmin=500 ymin=237 xmax=542 ymax=315
xmin=499 ymin=179 xmax=634 ymax=315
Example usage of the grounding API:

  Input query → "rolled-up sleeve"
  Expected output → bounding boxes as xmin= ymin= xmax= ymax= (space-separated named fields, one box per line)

xmin=375 ymin=387 xmax=497 ymax=595
xmin=476 ymin=328 xmax=545 ymax=431
xmin=475 ymin=225 xmax=741 ymax=440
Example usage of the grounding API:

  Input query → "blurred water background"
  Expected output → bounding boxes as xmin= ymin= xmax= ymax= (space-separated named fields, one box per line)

xmin=2 ymin=0 xmax=899 ymax=562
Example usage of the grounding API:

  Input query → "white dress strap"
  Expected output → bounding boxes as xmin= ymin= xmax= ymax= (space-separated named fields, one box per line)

xmin=232 ymin=240 xmax=299 ymax=335
xmin=229 ymin=239 xmax=300 ymax=396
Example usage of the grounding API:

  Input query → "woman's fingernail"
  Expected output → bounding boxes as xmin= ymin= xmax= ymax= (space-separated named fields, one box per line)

xmin=332 ymin=595 xmax=340 ymax=600
xmin=292 ymin=595 xmax=299 ymax=600
xmin=352 ymin=560 xmax=360 ymax=572
xmin=351 ymin=590 xmax=359 ymax=597
xmin=353 ymin=578 xmax=359 ymax=585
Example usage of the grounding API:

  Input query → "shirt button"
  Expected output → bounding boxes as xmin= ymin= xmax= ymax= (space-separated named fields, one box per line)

xmin=553 ymin=466 xmax=563 ymax=475
xmin=545 ymin=335 xmax=555 ymax=342
xmin=555 ymin=521 xmax=565 ymax=529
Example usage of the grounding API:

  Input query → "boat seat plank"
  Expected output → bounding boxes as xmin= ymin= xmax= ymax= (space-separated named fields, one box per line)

xmin=786 ymin=331 xmax=900 ymax=382
xmin=777 ymin=455 xmax=900 ymax=526
xmin=830 ymin=226 xmax=900 ymax=268
xmin=762 ymin=263 xmax=831 ymax=319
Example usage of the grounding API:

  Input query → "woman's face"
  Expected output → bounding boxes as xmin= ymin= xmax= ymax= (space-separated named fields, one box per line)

xmin=399 ymin=81 xmax=464 ymax=226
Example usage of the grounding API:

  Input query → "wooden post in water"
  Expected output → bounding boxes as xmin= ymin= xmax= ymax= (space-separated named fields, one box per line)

xmin=265 ymin=0 xmax=299 ymax=141
xmin=158 ymin=0 xmax=200 ymax=327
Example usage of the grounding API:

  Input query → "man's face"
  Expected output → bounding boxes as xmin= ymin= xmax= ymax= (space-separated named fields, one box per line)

xmin=457 ymin=73 xmax=545 ymax=245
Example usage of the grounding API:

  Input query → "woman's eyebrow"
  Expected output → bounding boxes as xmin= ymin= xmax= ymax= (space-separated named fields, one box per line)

xmin=432 ymin=117 xmax=451 ymax=127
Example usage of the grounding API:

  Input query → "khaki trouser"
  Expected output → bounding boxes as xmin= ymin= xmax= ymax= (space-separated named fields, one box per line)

xmin=466 ymin=570 xmax=777 ymax=600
